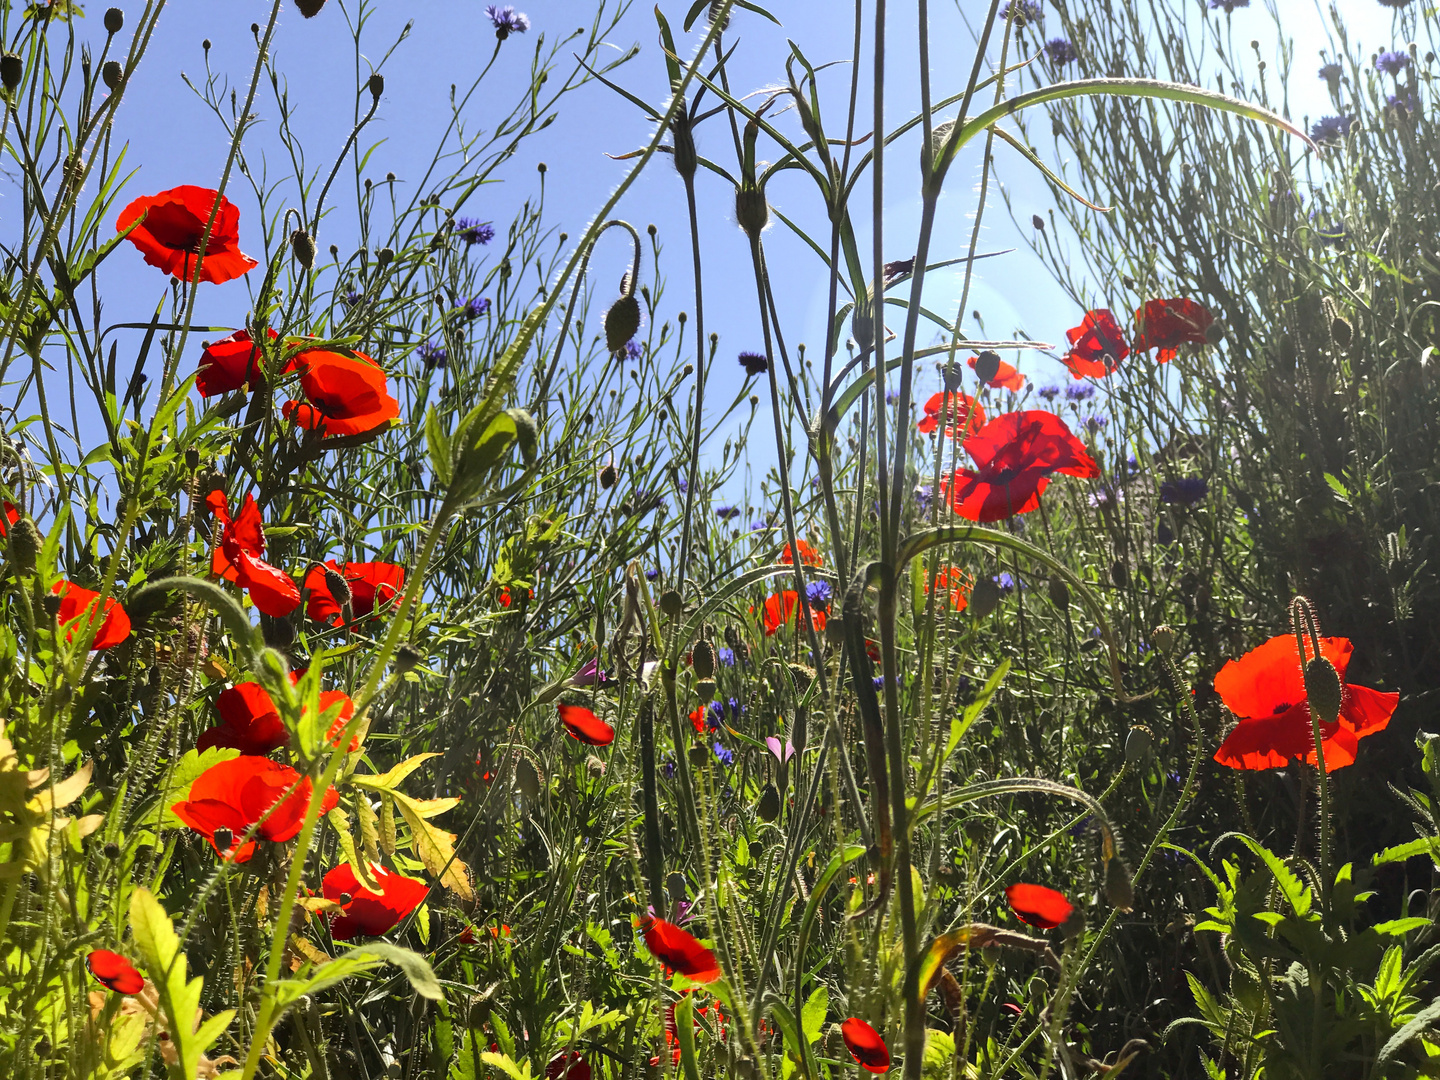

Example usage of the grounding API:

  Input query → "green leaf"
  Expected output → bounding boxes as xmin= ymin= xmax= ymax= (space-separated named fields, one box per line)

xmin=1323 ymin=472 xmax=1351 ymax=502
xmin=1371 ymin=917 xmax=1431 ymax=937
xmin=1374 ymin=997 xmax=1440 ymax=1071
xmin=946 ymin=659 xmax=1010 ymax=757
xmin=480 ymin=1052 xmax=532 ymax=1080
xmin=801 ymin=985 xmax=828 ymax=1044
xmin=674 ymin=994 xmax=702 ymax=1080
xmin=1236 ymin=836 xmax=1312 ymax=918
xmin=425 ymin=406 xmax=453 ymax=487
xmin=1372 ymin=837 xmax=1440 ymax=867
xmin=345 ymin=941 xmax=443 ymax=1000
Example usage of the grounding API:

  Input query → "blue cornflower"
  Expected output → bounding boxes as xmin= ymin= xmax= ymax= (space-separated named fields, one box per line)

xmin=914 ymin=485 xmax=933 ymax=514
xmin=1387 ymin=88 xmax=1418 ymax=113
xmin=872 ymin=675 xmax=891 ymax=691
xmin=661 ymin=757 xmax=676 ymax=780
xmin=738 ymin=351 xmax=767 ymax=376
xmin=1083 ymin=414 xmax=1108 ymax=433
xmin=1037 ymin=384 xmax=1061 ymax=401
xmin=726 ymin=696 xmax=743 ymax=719
xmin=1376 ymin=50 xmax=1409 ymax=75
xmin=1069 ymin=815 xmax=1094 ymax=838
xmin=713 ymin=742 xmax=734 ymax=766
xmin=994 ymin=572 xmax=1018 ymax=594
xmin=419 ymin=340 xmax=448 ymax=370
xmin=1044 ymin=38 xmax=1077 ymax=65
xmin=486 ymin=5 xmax=530 ymax=38
xmin=646 ymin=569 xmax=660 ymax=581
xmin=1126 ymin=455 xmax=1140 ymax=474
xmin=1311 ymin=214 xmax=1348 ymax=245
xmin=456 ymin=218 xmax=495 ymax=245
xmin=624 ymin=339 xmax=642 ymax=361
xmin=1208 ymin=0 xmax=1250 ymax=11
xmin=1001 ymin=0 xmax=1043 ymax=24
xmin=1159 ymin=476 xmax=1208 ymax=506
xmin=1065 ymin=383 xmax=1095 ymax=402
xmin=1310 ymin=114 xmax=1354 ymax=143
xmin=717 ymin=647 xmax=736 ymax=667
xmin=716 ymin=505 xmax=740 ymax=520
xmin=805 ymin=580 xmax=832 ymax=609
xmin=1318 ymin=62 xmax=1342 ymax=83
xmin=341 ymin=288 xmax=363 ymax=308
xmin=885 ymin=390 xmax=900 ymax=406
xmin=706 ymin=702 xmax=724 ymax=731
xmin=750 ymin=519 xmax=770 ymax=532
xmin=677 ymin=477 xmax=688 ymax=493
xmin=462 ymin=295 xmax=491 ymax=320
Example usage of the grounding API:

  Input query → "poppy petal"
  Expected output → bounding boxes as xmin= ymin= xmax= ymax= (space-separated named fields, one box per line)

xmin=840 ymin=1018 xmax=890 ymax=1073
xmin=86 ymin=949 xmax=145 ymax=995
xmin=1004 ymin=883 xmax=1074 ymax=929
xmin=559 ymin=703 xmax=614 ymax=746
xmin=641 ymin=917 xmax=722 ymax=982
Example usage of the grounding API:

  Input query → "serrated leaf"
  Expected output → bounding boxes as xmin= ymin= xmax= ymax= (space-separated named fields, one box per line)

xmin=357 ymin=797 xmax=381 ymax=863
xmin=1236 ymin=836 xmax=1312 ymax=917
xmin=480 ymin=1052 xmax=532 ymax=1080
xmin=391 ymin=790 xmax=473 ymax=900
xmin=379 ymin=794 xmax=397 ymax=855
xmin=425 ymin=406 xmax=453 ymax=487
xmin=329 ymin=808 xmax=381 ymax=891
xmin=1371 ymin=917 xmax=1431 ymax=936
xmin=353 ymin=753 xmax=441 ymax=793
xmin=346 ymin=941 xmax=443 ymax=1000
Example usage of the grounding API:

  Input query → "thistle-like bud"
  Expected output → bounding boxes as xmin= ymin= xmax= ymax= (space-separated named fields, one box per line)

xmin=604 ymin=294 xmax=641 ymax=356
xmin=969 ymin=575 xmax=1001 ymax=619
xmin=692 ymin=640 xmax=716 ymax=679
xmin=672 ymin=119 xmax=697 ymax=180
xmin=1151 ymin=625 xmax=1176 ymax=654
xmin=1059 ymin=906 xmax=1086 ymax=941
xmin=851 ymin=297 xmax=875 ymax=351
xmin=368 ymin=72 xmax=384 ymax=102
xmin=42 ymin=591 xmax=62 ymax=618
xmin=290 ymin=229 xmax=316 ymax=270
xmin=974 ymin=350 xmax=1001 ymax=384
xmin=375 ymin=247 xmax=394 ymax=267
xmin=598 ymin=463 xmax=617 ymax=489
xmin=1104 ymin=856 xmax=1134 ymax=912
xmin=102 ymin=63 xmax=123 ymax=91
xmin=1304 ymin=654 xmax=1343 ymax=724
xmin=757 ymin=783 xmax=780 ymax=822
xmin=294 ymin=0 xmax=326 ymax=17
xmin=943 ymin=358 xmax=964 ymax=391
xmin=1124 ymin=725 xmax=1155 ymax=765
xmin=658 ymin=590 xmax=684 ymax=618
xmin=103 ymin=7 xmax=124 ymax=32
xmin=1031 ymin=214 xmax=1045 ymax=231
xmin=395 ymin=642 xmax=422 ymax=673
xmin=735 ymin=180 xmax=769 ymax=237
xmin=1 ymin=54 xmax=23 ymax=93
xmin=1331 ymin=315 xmax=1353 ymax=349
xmin=1047 ymin=574 xmax=1070 ymax=610
xmin=8 ymin=517 xmax=40 ymax=572
xmin=324 ymin=568 xmax=353 ymax=609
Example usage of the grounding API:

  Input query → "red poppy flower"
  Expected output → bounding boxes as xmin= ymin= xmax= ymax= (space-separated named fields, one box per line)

xmin=968 ymin=354 xmax=1025 ymax=391
xmin=1062 ymin=309 xmax=1129 ymax=378
xmin=195 ymin=328 xmax=278 ymax=396
xmin=546 ymin=1053 xmax=592 ymax=1080
xmin=171 ymin=756 xmax=339 ymax=862
xmin=1132 ymin=298 xmax=1214 ymax=362
xmin=641 ymin=916 xmax=722 ymax=982
xmin=303 ymin=560 xmax=405 ymax=625
xmin=689 ymin=706 xmax=707 ymax=735
xmin=917 ymin=392 xmax=984 ymax=437
xmin=321 ymin=862 xmax=428 ymax=940
xmin=459 ymin=925 xmax=477 ymax=945
xmin=282 ymin=348 xmax=400 ymax=438
xmin=942 ymin=410 xmax=1100 ymax=522
xmin=51 ymin=581 xmax=131 ymax=650
xmin=1212 ymin=634 xmax=1398 ymax=772
xmin=841 ymin=1018 xmax=890 ymax=1074
xmin=206 ymin=491 xmax=300 ymax=617
xmin=559 ymin=703 xmax=614 ymax=747
xmin=927 ymin=565 xmax=972 ymax=612
xmin=86 ymin=950 xmax=144 ymax=995
xmin=1005 ymin=883 xmax=1074 ymax=929
xmin=0 ymin=502 xmax=18 ymax=536
xmin=198 ymin=682 xmax=287 ymax=755
xmin=779 ymin=539 xmax=823 ymax=567
xmin=116 ymin=185 xmax=258 ymax=285
xmin=757 ymin=591 xmax=828 ymax=636
xmin=317 ymin=690 xmax=360 ymax=751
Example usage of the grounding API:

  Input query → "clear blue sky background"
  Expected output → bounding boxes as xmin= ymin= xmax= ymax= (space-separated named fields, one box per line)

xmin=79 ymin=0 xmax=1398 ymax=468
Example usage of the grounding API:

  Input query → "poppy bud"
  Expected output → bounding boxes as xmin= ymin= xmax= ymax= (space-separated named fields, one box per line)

xmin=294 ymin=0 xmax=326 ymax=16
xmin=692 ymin=640 xmax=715 ymax=679
xmin=103 ymin=841 xmax=120 ymax=859
xmin=376 ymin=247 xmax=394 ymax=267
xmin=696 ymin=679 xmax=716 ymax=704
xmin=1204 ymin=322 xmax=1224 ymax=345
xmin=604 ymin=294 xmax=641 ymax=356
xmin=42 ymin=592 xmax=62 ymax=619
xmin=395 ymin=643 xmax=422 ymax=673
xmin=1235 ymin=489 xmax=1254 ymax=513
xmin=1304 ymin=655 xmax=1343 ymax=724
xmin=969 ymin=576 xmax=1001 ymax=618
xmin=324 ymin=568 xmax=353 ymax=609
xmin=943 ymin=358 xmax=964 ymax=391
xmin=1151 ymin=624 xmax=1175 ymax=654
xmin=688 ymin=745 xmax=710 ymax=769
xmin=735 ymin=181 xmax=769 ymax=237
xmin=1046 ymin=574 xmax=1069 ymax=610
xmin=468 ymin=999 xmax=492 ymax=1027
xmin=368 ymin=72 xmax=384 ymax=101
xmin=1104 ymin=856 xmax=1134 ymax=912
xmin=515 ymin=758 xmax=541 ymax=801
xmin=599 ymin=463 xmax=617 ymax=489
xmin=1031 ymin=214 xmax=1045 ymax=231
xmin=1330 ymin=315 xmax=1352 ymax=349
xmin=101 ymin=60 xmax=122 ymax=89
xmin=213 ymin=827 xmax=233 ymax=852
xmin=1110 ymin=560 xmax=1128 ymax=588
xmin=974 ymin=350 xmax=1002 ymax=384
xmin=290 ymin=229 xmax=316 ymax=270
xmin=1124 ymin=725 xmax=1155 ymax=765
xmin=757 ymin=783 xmax=780 ymax=822
xmin=8 ymin=517 xmax=40 ymax=572
xmin=658 ymin=590 xmax=684 ymax=617
xmin=184 ymin=447 xmax=200 ymax=471
xmin=586 ymin=754 xmax=606 ymax=777
xmin=104 ymin=7 xmax=123 ymax=32
xmin=1059 ymin=906 xmax=1086 ymax=940
xmin=262 ymin=617 xmax=295 ymax=649
xmin=1 ymin=54 xmax=23 ymax=93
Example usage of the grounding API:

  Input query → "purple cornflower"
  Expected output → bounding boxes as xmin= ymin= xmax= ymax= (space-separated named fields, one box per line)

xmin=462 ymin=295 xmax=491 ymax=320
xmin=1387 ymin=87 xmax=1418 ymax=113
xmin=1376 ymin=50 xmax=1409 ymax=75
xmin=1310 ymin=114 xmax=1354 ymax=143
xmin=871 ymin=675 xmax=893 ymax=691
xmin=1126 ymin=455 xmax=1140 ymax=474
xmin=1083 ymin=414 xmax=1108 ymax=433
xmin=1037 ymin=384 xmax=1060 ymax=402
xmin=713 ymin=742 xmax=734 ymax=767
xmin=1208 ymin=0 xmax=1250 ymax=10
xmin=646 ymin=569 xmax=660 ymax=581
xmin=994 ymin=572 xmax=1018 ymax=593
xmin=623 ymin=339 xmax=642 ymax=361
xmin=1044 ymin=38 xmax=1077 ymax=65
xmin=1088 ymin=484 xmax=1123 ymax=510
xmin=661 ymin=757 xmax=676 ymax=780
xmin=340 ymin=288 xmax=363 ymax=308
xmin=716 ymin=505 xmax=740 ymax=520
xmin=676 ymin=477 xmax=688 ymax=494
xmin=1001 ymin=0 xmax=1043 ymax=25
xmin=1159 ymin=476 xmax=1208 ymax=505
xmin=486 ymin=5 xmax=530 ymax=38
xmin=914 ymin=485 xmax=933 ymax=514
xmin=1318 ymin=62 xmax=1342 ymax=83
xmin=706 ymin=702 xmax=724 ymax=731
xmin=1065 ymin=383 xmax=1095 ymax=402
xmin=717 ymin=647 xmax=736 ymax=668
xmin=750 ymin=519 xmax=770 ymax=532
xmin=738 ymin=351 xmax=768 ymax=376
xmin=805 ymin=580 xmax=832 ymax=609
xmin=456 ymin=218 xmax=495 ymax=246
xmin=726 ymin=696 xmax=743 ymax=719
xmin=418 ymin=340 xmax=448 ymax=370
xmin=885 ymin=390 xmax=901 ymax=405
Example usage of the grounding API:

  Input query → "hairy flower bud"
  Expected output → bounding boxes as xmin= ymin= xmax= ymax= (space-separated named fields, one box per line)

xmin=692 ymin=640 xmax=716 ymax=679
xmin=294 ymin=0 xmax=326 ymax=17
xmin=290 ymin=229 xmax=316 ymax=270
xmin=375 ymin=247 xmax=394 ymax=267
xmin=1 ymin=54 xmax=23 ymax=93
xmin=1110 ymin=559 xmax=1128 ymax=588
xmin=604 ymin=294 xmax=641 ymax=356
xmin=1031 ymin=214 xmax=1045 ymax=230
xmin=735 ymin=181 xmax=769 ymax=237
xmin=8 ymin=516 xmax=40 ymax=572
xmin=1304 ymin=654 xmax=1343 ymax=724
xmin=757 ymin=783 xmax=780 ymax=822
xmin=324 ymin=568 xmax=353 ymax=609
xmin=1330 ymin=315 xmax=1352 ymax=349
xmin=1104 ymin=856 xmax=1134 ymax=912
xmin=974 ymin=350 xmax=1002 ymax=384
xmin=368 ymin=72 xmax=384 ymax=101
xmin=103 ymin=7 xmax=124 ymax=32
xmin=969 ymin=575 xmax=1001 ymax=619
xmin=42 ymin=591 xmax=62 ymax=619
xmin=598 ymin=462 xmax=617 ymax=489
xmin=1046 ymin=573 xmax=1070 ymax=610
xmin=943 ymin=358 xmax=964 ymax=391
xmin=1124 ymin=725 xmax=1155 ymax=765
xmin=658 ymin=590 xmax=684 ymax=618
xmin=395 ymin=642 xmax=422 ymax=673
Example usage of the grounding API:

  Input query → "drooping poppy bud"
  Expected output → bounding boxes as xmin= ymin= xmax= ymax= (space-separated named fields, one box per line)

xmin=324 ymin=568 xmax=353 ymax=610
xmin=1 ymin=54 xmax=23 ymax=93
xmin=1046 ymin=574 xmax=1069 ymax=610
xmin=8 ymin=516 xmax=40 ymax=572
xmin=101 ymin=60 xmax=122 ymax=89
xmin=598 ymin=462 xmax=617 ymax=489
xmin=1110 ymin=560 xmax=1128 ymax=588
xmin=692 ymin=640 xmax=715 ymax=679
xmin=294 ymin=0 xmax=326 ymax=16
xmin=1303 ymin=654 xmax=1343 ymax=724
xmin=1124 ymin=725 xmax=1155 ymax=765
xmin=368 ymin=72 xmax=384 ymax=101
xmin=1104 ymin=856 xmax=1134 ymax=912
xmin=943 ymin=358 xmax=964 ymax=391
xmin=1330 ymin=315 xmax=1352 ymax=349
xmin=969 ymin=576 xmax=1001 ymax=619
xmin=291 ymin=228 xmax=316 ymax=269
xmin=604 ymin=294 xmax=641 ymax=356
xmin=103 ymin=7 xmax=124 ymax=32
xmin=395 ymin=643 xmax=422 ymax=673
xmin=973 ymin=350 xmax=1001 ymax=384
xmin=757 ymin=783 xmax=780 ymax=822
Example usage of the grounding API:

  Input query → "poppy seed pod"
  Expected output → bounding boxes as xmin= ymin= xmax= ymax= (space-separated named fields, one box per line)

xmin=1104 ymin=856 xmax=1134 ymax=912
xmin=735 ymin=181 xmax=769 ymax=237
xmin=1330 ymin=315 xmax=1352 ymax=349
xmin=1151 ymin=624 xmax=1176 ymax=654
xmin=598 ymin=463 xmax=617 ymax=489
xmin=101 ymin=60 xmax=122 ymax=88
xmin=104 ymin=7 xmax=123 ymax=32
xmin=8 ymin=517 xmax=40 ymax=572
xmin=184 ymin=447 xmax=200 ymax=470
xmin=103 ymin=841 xmax=120 ymax=859
xmin=969 ymin=575 xmax=1001 ymax=618
xmin=324 ymin=568 xmax=353 ymax=609
xmin=757 ymin=783 xmax=780 ymax=822
xmin=290 ymin=229 xmax=316 ymax=270
xmin=1 ymin=54 xmax=23 ymax=93
xmin=42 ymin=592 xmax=62 ymax=619
xmin=688 ymin=745 xmax=710 ymax=769
xmin=1047 ymin=574 xmax=1070 ymax=609
xmin=1124 ymin=724 xmax=1155 ymax=765
xmin=604 ymin=294 xmax=641 ymax=356
xmin=368 ymin=72 xmax=384 ymax=101
xmin=1032 ymin=214 xmax=1045 ymax=231
xmin=943 ymin=358 xmax=964 ymax=391
xmin=658 ymin=590 xmax=684 ymax=618
xmin=1303 ymin=654 xmax=1343 ymax=724
xmin=394 ymin=642 xmax=422 ymax=673
xmin=974 ymin=350 xmax=1002 ymax=384
xmin=294 ymin=0 xmax=326 ymax=16
xmin=692 ymin=640 xmax=716 ymax=679
xmin=696 ymin=679 xmax=716 ymax=703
